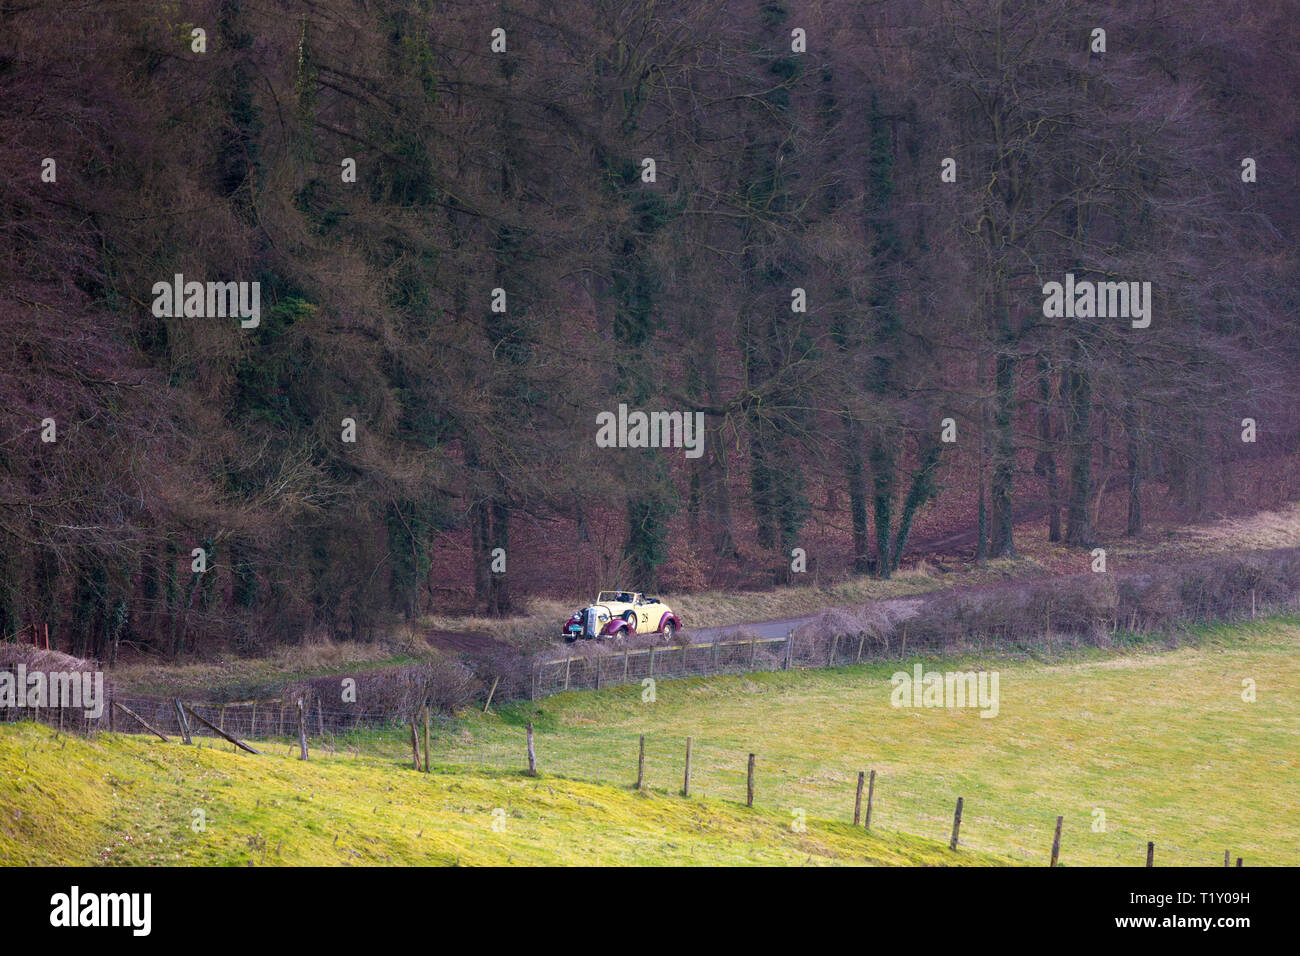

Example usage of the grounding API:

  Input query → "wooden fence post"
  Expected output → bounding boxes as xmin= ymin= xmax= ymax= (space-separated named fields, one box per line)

xmin=784 ymin=630 xmax=794 ymax=670
xmin=408 ymin=720 xmax=421 ymax=771
xmin=297 ymin=699 xmax=308 ymax=760
xmin=747 ymin=753 xmax=755 ymax=808
xmin=183 ymin=705 xmax=261 ymax=754
xmin=682 ymin=737 xmax=692 ymax=797
xmin=173 ymin=699 xmax=192 ymax=744
xmin=856 ymin=634 xmax=865 ymax=664
xmin=1224 ymin=849 xmax=1230 ymax=867
xmin=623 ymin=651 xmax=630 ymax=682
xmin=422 ymin=704 xmax=430 ymax=773
xmin=636 ymin=735 xmax=645 ymax=790
xmin=1236 ymin=857 xmax=1242 ymax=867
xmin=1050 ymin=815 xmax=1063 ymax=867
xmin=950 ymin=796 xmax=963 ymax=851
xmin=526 ymin=721 xmax=537 ymax=776
xmin=317 ymin=698 xmax=325 ymax=737
xmin=648 ymin=647 xmax=655 ymax=677
xmin=563 ymin=657 xmax=571 ymax=691
xmin=112 ymin=700 xmax=169 ymax=742
xmin=854 ymin=771 xmax=865 ymax=825
xmin=828 ymin=634 xmax=839 ymax=666
xmin=865 ymin=770 xmax=876 ymax=829
xmin=1146 ymin=841 xmax=1155 ymax=867
xmin=750 ymin=637 xmax=757 ymax=668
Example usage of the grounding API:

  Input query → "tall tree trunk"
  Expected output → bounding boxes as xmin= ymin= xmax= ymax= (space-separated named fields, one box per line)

xmin=487 ymin=495 xmax=511 ymax=614
xmin=891 ymin=437 xmax=943 ymax=572
xmin=699 ymin=341 xmax=737 ymax=558
xmin=1125 ymin=402 xmax=1143 ymax=536
xmin=844 ymin=417 xmax=870 ymax=574
xmin=989 ymin=339 xmax=1018 ymax=557
xmin=976 ymin=394 xmax=989 ymax=563
xmin=869 ymin=431 xmax=898 ymax=577
xmin=1064 ymin=357 xmax=1096 ymax=547
xmin=702 ymin=415 xmax=737 ymax=558
xmin=1035 ymin=359 xmax=1062 ymax=542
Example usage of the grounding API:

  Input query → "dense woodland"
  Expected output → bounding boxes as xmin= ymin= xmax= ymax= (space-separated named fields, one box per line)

xmin=2 ymin=0 xmax=1298 ymax=659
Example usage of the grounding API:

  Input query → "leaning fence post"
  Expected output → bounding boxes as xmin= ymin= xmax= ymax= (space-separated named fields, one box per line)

xmin=865 ymin=770 xmax=876 ymax=829
xmin=1146 ymin=841 xmax=1155 ymax=867
xmin=854 ymin=771 xmax=865 ymax=825
xmin=422 ymin=704 xmax=430 ymax=773
xmin=408 ymin=720 xmax=421 ymax=771
xmin=183 ymin=704 xmax=261 ymax=754
xmin=950 ymin=797 xmax=963 ymax=851
xmin=682 ymin=737 xmax=692 ymax=797
xmin=526 ymin=721 xmax=537 ymax=776
xmin=297 ymin=699 xmax=308 ymax=760
xmin=1050 ymin=815 xmax=1063 ymax=866
xmin=747 ymin=753 xmax=756 ymax=808
xmin=173 ymin=698 xmax=192 ymax=744
xmin=636 ymin=735 xmax=645 ymax=790
xmin=112 ymin=700 xmax=169 ymax=742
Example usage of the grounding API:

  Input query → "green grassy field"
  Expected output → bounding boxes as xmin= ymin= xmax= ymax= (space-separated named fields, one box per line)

xmin=4 ymin=618 xmax=1294 ymax=866
xmin=435 ymin=616 xmax=1300 ymax=867
xmin=0 ymin=721 xmax=1008 ymax=866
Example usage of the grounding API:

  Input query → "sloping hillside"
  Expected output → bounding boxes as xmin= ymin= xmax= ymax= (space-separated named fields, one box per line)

xmin=0 ymin=723 xmax=1007 ymax=866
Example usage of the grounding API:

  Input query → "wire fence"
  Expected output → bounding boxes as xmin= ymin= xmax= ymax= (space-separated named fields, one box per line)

xmin=530 ymin=630 xmax=880 ymax=697
xmin=0 ymin=691 xmax=1263 ymax=867
xmin=416 ymin=722 xmax=1250 ymax=868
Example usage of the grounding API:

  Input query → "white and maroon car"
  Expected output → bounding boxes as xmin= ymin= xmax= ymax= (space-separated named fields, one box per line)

xmin=563 ymin=590 xmax=682 ymax=642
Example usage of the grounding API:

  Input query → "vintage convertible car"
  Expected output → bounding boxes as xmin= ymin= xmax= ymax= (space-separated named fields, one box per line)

xmin=563 ymin=590 xmax=682 ymax=642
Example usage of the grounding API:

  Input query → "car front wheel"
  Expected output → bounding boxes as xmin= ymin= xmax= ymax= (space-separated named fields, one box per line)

xmin=662 ymin=622 xmax=675 ymax=642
